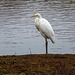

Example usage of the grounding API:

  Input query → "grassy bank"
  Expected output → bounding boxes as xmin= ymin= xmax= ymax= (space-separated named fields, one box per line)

xmin=0 ymin=54 xmax=75 ymax=75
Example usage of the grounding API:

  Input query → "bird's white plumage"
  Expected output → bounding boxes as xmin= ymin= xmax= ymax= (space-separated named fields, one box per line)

xmin=34 ymin=14 xmax=55 ymax=43
xmin=31 ymin=13 xmax=55 ymax=54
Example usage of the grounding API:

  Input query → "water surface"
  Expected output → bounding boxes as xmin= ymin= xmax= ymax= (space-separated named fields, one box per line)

xmin=0 ymin=0 xmax=75 ymax=55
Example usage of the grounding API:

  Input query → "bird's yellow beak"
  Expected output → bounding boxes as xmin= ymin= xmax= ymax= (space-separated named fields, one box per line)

xmin=30 ymin=15 xmax=36 ymax=18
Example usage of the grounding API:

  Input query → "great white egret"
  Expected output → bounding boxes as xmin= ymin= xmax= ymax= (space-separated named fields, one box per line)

xmin=31 ymin=13 xmax=55 ymax=54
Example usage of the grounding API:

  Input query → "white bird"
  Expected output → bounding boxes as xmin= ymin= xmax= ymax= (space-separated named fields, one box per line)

xmin=31 ymin=13 xmax=55 ymax=54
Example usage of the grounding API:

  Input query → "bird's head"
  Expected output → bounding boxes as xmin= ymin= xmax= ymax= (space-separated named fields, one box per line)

xmin=31 ymin=13 xmax=42 ymax=18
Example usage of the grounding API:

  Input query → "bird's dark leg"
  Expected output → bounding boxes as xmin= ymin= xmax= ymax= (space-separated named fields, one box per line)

xmin=45 ymin=39 xmax=48 ymax=54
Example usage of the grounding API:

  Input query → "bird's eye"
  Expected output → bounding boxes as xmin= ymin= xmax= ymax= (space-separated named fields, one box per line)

xmin=36 ymin=15 xmax=38 ymax=17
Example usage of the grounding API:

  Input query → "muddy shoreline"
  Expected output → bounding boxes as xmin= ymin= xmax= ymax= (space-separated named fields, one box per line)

xmin=0 ymin=54 xmax=75 ymax=75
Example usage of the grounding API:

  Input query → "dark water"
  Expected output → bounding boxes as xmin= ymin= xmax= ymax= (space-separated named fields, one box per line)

xmin=0 ymin=0 xmax=75 ymax=55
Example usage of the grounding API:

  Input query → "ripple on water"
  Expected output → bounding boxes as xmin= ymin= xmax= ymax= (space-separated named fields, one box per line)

xmin=0 ymin=0 xmax=75 ymax=55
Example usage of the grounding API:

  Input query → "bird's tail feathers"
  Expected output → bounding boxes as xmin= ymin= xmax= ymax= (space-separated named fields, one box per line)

xmin=50 ymin=37 xmax=55 ymax=44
